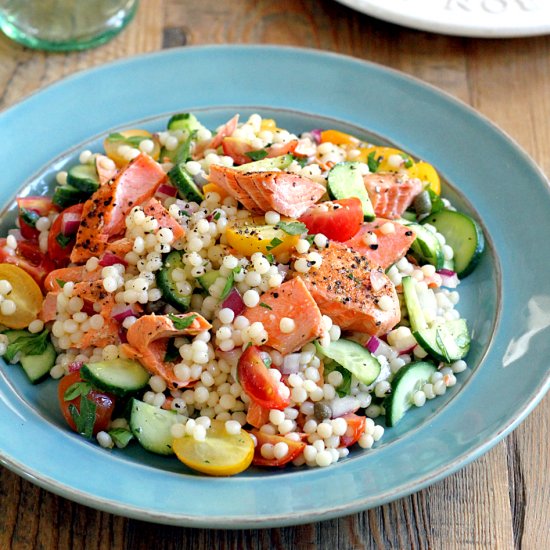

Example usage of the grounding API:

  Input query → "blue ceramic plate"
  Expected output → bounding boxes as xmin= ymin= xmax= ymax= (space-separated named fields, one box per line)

xmin=0 ymin=46 xmax=548 ymax=528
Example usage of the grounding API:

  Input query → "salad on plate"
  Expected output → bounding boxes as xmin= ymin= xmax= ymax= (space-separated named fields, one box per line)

xmin=0 ymin=112 xmax=484 ymax=476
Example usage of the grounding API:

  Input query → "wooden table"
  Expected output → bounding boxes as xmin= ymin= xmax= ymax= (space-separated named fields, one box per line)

xmin=0 ymin=1 xmax=548 ymax=548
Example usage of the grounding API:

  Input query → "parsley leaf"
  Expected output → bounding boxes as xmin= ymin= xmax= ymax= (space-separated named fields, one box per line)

xmin=266 ymin=253 xmax=275 ymax=264
xmin=292 ymin=154 xmax=308 ymax=168
xmin=213 ymin=211 xmax=221 ymax=221
xmin=276 ymin=221 xmax=307 ymax=235
xmin=20 ymin=207 xmax=40 ymax=228
xmin=400 ymin=153 xmax=414 ymax=168
xmin=69 ymin=397 xmax=97 ymax=439
xmin=323 ymin=361 xmax=352 ymax=397
xmin=259 ymin=302 xmax=273 ymax=310
xmin=4 ymin=330 xmax=50 ymax=362
xmin=245 ymin=149 xmax=268 ymax=161
xmin=56 ymin=233 xmax=72 ymax=248
xmin=55 ymin=278 xmax=67 ymax=288
xmin=266 ymin=237 xmax=283 ymax=251
xmin=367 ymin=151 xmax=381 ymax=173
xmin=305 ymin=234 xmax=315 ymax=245
xmin=108 ymin=428 xmax=134 ymax=448
xmin=427 ymin=188 xmax=444 ymax=214
xmin=168 ymin=313 xmax=197 ymax=330
xmin=63 ymin=381 xmax=92 ymax=401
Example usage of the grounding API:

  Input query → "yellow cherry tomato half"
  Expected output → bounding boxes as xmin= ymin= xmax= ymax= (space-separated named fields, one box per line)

xmin=320 ymin=129 xmax=360 ymax=146
xmin=202 ymin=182 xmax=229 ymax=200
xmin=260 ymin=118 xmax=278 ymax=131
xmin=0 ymin=264 xmax=43 ymax=329
xmin=225 ymin=217 xmax=301 ymax=257
xmin=358 ymin=146 xmax=414 ymax=173
xmin=173 ymin=420 xmax=255 ymax=476
xmin=103 ymin=129 xmax=161 ymax=167
xmin=408 ymin=161 xmax=441 ymax=195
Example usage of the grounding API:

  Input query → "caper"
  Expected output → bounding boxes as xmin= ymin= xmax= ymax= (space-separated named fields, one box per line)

xmin=413 ymin=190 xmax=432 ymax=219
xmin=313 ymin=402 xmax=332 ymax=421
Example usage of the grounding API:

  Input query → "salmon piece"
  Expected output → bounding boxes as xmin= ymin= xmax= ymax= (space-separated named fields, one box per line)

xmin=121 ymin=313 xmax=212 ymax=389
xmin=209 ymin=165 xmax=326 ymax=218
xmin=71 ymin=154 xmax=166 ymax=263
xmin=78 ymin=317 xmax=120 ymax=349
xmin=363 ymin=173 xmax=423 ymax=219
xmin=95 ymin=154 xmax=118 ymax=185
xmin=243 ymin=277 xmax=324 ymax=355
xmin=300 ymin=242 xmax=400 ymax=336
xmin=44 ymin=265 xmax=101 ymax=292
xmin=345 ymin=219 xmax=416 ymax=269
xmin=105 ymin=238 xmax=133 ymax=258
xmin=39 ymin=292 xmax=58 ymax=323
xmin=141 ymin=197 xmax=185 ymax=240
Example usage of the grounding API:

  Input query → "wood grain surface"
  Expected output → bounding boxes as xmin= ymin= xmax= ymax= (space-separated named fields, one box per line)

xmin=0 ymin=1 xmax=548 ymax=548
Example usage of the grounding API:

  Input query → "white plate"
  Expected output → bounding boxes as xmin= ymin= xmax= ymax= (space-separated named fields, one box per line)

xmin=335 ymin=0 xmax=550 ymax=38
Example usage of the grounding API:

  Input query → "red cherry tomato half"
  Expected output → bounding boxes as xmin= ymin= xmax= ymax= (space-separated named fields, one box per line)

xmin=47 ymin=203 xmax=84 ymax=266
xmin=57 ymin=371 xmax=116 ymax=436
xmin=16 ymin=197 xmax=55 ymax=242
xmin=250 ymin=429 xmax=306 ymax=467
xmin=0 ymin=238 xmax=55 ymax=288
xmin=237 ymin=345 xmax=291 ymax=411
xmin=339 ymin=413 xmax=367 ymax=448
xmin=299 ymin=197 xmax=363 ymax=242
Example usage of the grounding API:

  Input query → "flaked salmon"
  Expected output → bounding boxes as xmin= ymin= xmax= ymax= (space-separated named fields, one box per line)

xmin=209 ymin=165 xmax=326 ymax=218
xmin=243 ymin=276 xmax=324 ymax=355
xmin=71 ymin=154 xmax=166 ymax=263
xmin=121 ymin=313 xmax=212 ymax=389
xmin=141 ymin=197 xmax=185 ymax=240
xmin=300 ymin=242 xmax=400 ymax=336
xmin=363 ymin=173 xmax=423 ymax=219
xmin=345 ymin=219 xmax=416 ymax=269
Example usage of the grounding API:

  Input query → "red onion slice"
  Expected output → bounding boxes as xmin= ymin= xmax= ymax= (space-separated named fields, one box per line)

xmin=61 ymin=212 xmax=82 ymax=236
xmin=436 ymin=269 xmax=459 ymax=288
xmin=309 ymin=128 xmax=322 ymax=144
xmin=110 ymin=304 xmax=135 ymax=323
xmin=99 ymin=252 xmax=128 ymax=267
xmin=366 ymin=336 xmax=381 ymax=354
xmin=68 ymin=361 xmax=83 ymax=373
xmin=157 ymin=183 xmax=178 ymax=198
xmin=221 ymin=288 xmax=245 ymax=316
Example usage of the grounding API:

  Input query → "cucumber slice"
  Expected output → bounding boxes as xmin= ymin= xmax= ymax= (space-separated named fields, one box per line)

xmin=327 ymin=162 xmax=375 ymax=221
xmin=52 ymin=184 xmax=90 ymax=208
xmin=80 ymin=358 xmax=150 ymax=397
xmin=233 ymin=154 xmax=294 ymax=172
xmin=401 ymin=276 xmax=428 ymax=332
xmin=197 ymin=270 xmax=220 ymax=291
xmin=168 ymin=163 xmax=204 ymax=203
xmin=385 ymin=361 xmax=437 ymax=426
xmin=66 ymin=164 xmax=100 ymax=194
xmin=316 ymin=338 xmax=380 ymax=386
xmin=167 ymin=112 xmax=205 ymax=133
xmin=129 ymin=398 xmax=181 ymax=455
xmin=406 ymin=222 xmax=444 ymax=270
xmin=20 ymin=343 xmax=56 ymax=384
xmin=414 ymin=319 xmax=470 ymax=363
xmin=422 ymin=209 xmax=484 ymax=278
xmin=156 ymin=250 xmax=192 ymax=311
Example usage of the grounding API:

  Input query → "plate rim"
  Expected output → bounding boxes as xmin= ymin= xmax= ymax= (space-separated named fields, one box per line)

xmin=0 ymin=44 xmax=548 ymax=528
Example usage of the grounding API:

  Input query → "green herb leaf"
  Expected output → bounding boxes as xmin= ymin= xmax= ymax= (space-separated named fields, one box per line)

xmin=265 ymin=253 xmax=275 ymax=264
xmin=164 ymin=339 xmax=180 ymax=362
xmin=292 ymin=154 xmax=308 ymax=168
xmin=259 ymin=302 xmax=273 ymax=310
xmin=55 ymin=278 xmax=67 ymax=288
xmin=324 ymin=361 xmax=352 ymax=397
xmin=213 ymin=211 xmax=221 ymax=221
xmin=220 ymin=272 xmax=235 ymax=301
xmin=427 ymin=189 xmax=444 ymax=214
xmin=69 ymin=397 xmax=97 ymax=439
xmin=367 ymin=151 xmax=381 ymax=173
xmin=305 ymin=234 xmax=315 ymax=245
xmin=276 ymin=221 xmax=307 ymax=235
xmin=266 ymin=237 xmax=283 ymax=251
xmin=108 ymin=428 xmax=134 ymax=448
xmin=245 ymin=149 xmax=268 ymax=161
xmin=63 ymin=381 xmax=92 ymax=401
xmin=55 ymin=233 xmax=72 ymax=248
xmin=173 ymin=130 xmax=197 ymax=165
xmin=5 ymin=330 xmax=50 ymax=361
xmin=20 ymin=207 xmax=40 ymax=228
xmin=168 ymin=313 xmax=197 ymax=330
xmin=400 ymin=153 xmax=414 ymax=169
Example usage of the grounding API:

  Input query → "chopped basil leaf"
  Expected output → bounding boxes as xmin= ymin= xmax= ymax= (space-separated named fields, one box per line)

xmin=56 ymin=233 xmax=72 ymax=248
xmin=266 ymin=237 xmax=283 ymax=251
xmin=20 ymin=207 xmax=40 ymax=228
xmin=276 ymin=221 xmax=306 ymax=235
xmin=259 ymin=302 xmax=273 ymax=310
xmin=168 ymin=313 xmax=197 ymax=330
xmin=108 ymin=428 xmax=134 ymax=448
xmin=69 ymin=397 xmax=97 ymax=439
xmin=400 ymin=153 xmax=414 ymax=168
xmin=64 ymin=381 xmax=92 ymax=401
xmin=213 ymin=211 xmax=221 ymax=220
xmin=245 ymin=149 xmax=268 ymax=161
xmin=4 ymin=330 xmax=50 ymax=362
xmin=56 ymin=278 xmax=67 ymax=288
xmin=367 ymin=151 xmax=381 ymax=173
xmin=266 ymin=254 xmax=275 ymax=264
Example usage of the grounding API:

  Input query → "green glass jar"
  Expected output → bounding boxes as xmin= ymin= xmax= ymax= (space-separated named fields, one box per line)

xmin=0 ymin=0 xmax=139 ymax=51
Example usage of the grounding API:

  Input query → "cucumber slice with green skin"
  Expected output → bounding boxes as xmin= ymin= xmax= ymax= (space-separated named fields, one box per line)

xmin=406 ymin=222 xmax=444 ymax=270
xmin=80 ymin=358 xmax=150 ymax=397
xmin=327 ymin=162 xmax=375 ymax=221
xmin=401 ymin=276 xmax=428 ymax=332
xmin=20 ymin=343 xmax=56 ymax=384
xmin=233 ymin=154 xmax=294 ymax=172
xmin=156 ymin=250 xmax=192 ymax=311
xmin=316 ymin=338 xmax=380 ymax=386
xmin=414 ymin=319 xmax=470 ymax=363
xmin=167 ymin=112 xmax=205 ymax=133
xmin=385 ymin=361 xmax=437 ymax=427
xmin=52 ymin=184 xmax=90 ymax=208
xmin=66 ymin=164 xmax=100 ymax=194
xmin=421 ymin=209 xmax=484 ymax=278
xmin=129 ymin=399 xmax=181 ymax=455
xmin=197 ymin=270 xmax=220 ymax=291
xmin=168 ymin=163 xmax=204 ymax=203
